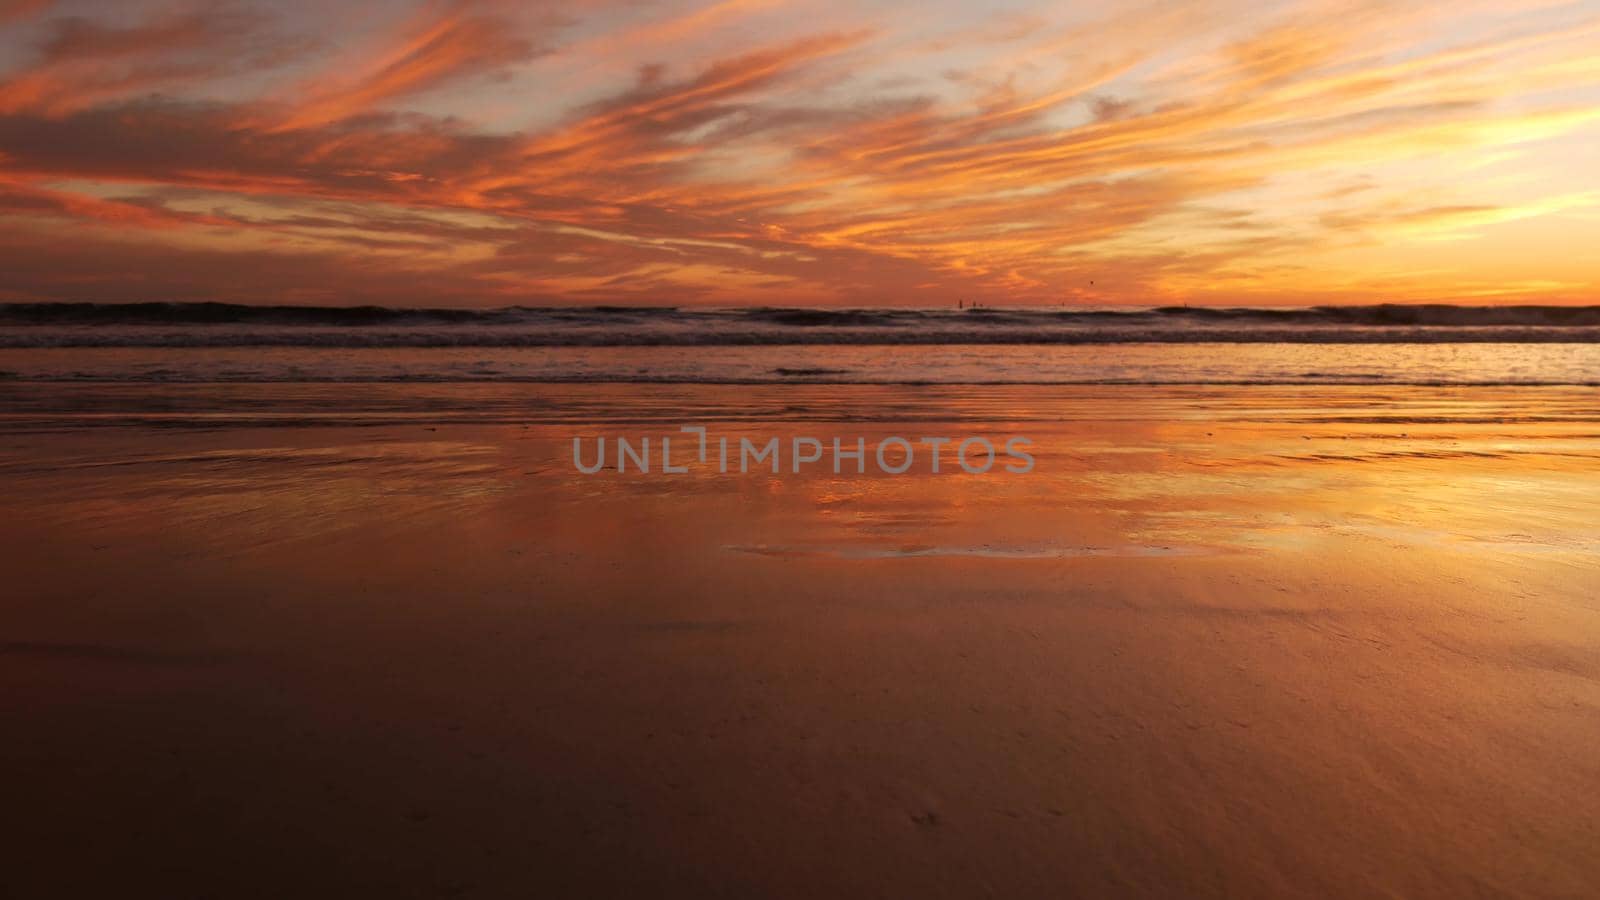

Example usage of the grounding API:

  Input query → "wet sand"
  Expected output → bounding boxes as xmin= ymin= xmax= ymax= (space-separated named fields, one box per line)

xmin=3 ymin=384 xmax=1599 ymax=897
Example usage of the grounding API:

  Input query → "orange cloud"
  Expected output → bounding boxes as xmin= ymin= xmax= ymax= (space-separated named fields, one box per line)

xmin=267 ymin=1 xmax=553 ymax=132
xmin=0 ymin=0 xmax=1596 ymax=306
xmin=0 ymin=0 xmax=51 ymax=24
xmin=0 ymin=7 xmax=298 ymax=116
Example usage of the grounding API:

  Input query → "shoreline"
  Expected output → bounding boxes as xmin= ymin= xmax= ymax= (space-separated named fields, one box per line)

xmin=4 ymin=383 xmax=1599 ymax=896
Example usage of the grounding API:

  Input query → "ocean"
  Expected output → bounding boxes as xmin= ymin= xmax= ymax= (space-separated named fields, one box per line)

xmin=6 ymin=302 xmax=1600 ymax=897
xmin=3 ymin=302 xmax=1600 ymax=386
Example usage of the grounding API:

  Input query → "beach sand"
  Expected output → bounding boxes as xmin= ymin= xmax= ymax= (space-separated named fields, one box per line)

xmin=3 ymin=384 xmax=1599 ymax=897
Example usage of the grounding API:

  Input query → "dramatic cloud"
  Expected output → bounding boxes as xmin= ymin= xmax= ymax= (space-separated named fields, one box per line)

xmin=0 ymin=0 xmax=1597 ymax=305
xmin=0 ymin=0 xmax=53 ymax=24
xmin=266 ymin=1 xmax=557 ymax=132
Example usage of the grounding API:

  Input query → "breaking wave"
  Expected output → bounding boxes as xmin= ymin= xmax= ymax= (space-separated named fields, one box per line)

xmin=4 ymin=302 xmax=1600 ymax=347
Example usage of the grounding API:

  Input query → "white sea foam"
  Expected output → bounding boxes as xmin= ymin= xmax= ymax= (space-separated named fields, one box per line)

xmin=1 ymin=343 xmax=1597 ymax=386
xmin=5 ymin=302 xmax=1600 ymax=348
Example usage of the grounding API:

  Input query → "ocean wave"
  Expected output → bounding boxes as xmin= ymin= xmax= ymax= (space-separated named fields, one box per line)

xmin=5 ymin=301 xmax=1600 ymax=345
xmin=3 ymin=373 xmax=1596 ymax=386
xmin=6 ymin=326 xmax=1600 ymax=347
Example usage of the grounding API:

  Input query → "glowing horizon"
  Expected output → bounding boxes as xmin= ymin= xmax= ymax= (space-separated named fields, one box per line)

xmin=2 ymin=0 xmax=1598 ymax=307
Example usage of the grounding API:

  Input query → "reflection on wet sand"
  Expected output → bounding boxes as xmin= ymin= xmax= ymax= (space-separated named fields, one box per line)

xmin=3 ymin=384 xmax=1599 ymax=897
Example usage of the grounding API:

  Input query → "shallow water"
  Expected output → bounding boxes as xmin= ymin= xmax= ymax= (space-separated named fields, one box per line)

xmin=3 ymin=341 xmax=1600 ymax=385
xmin=3 ymin=382 xmax=1599 ymax=897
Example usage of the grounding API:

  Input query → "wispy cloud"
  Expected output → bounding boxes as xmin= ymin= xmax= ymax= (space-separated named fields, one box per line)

xmin=0 ymin=0 xmax=52 ymax=25
xmin=0 ymin=0 xmax=1597 ymax=305
xmin=265 ymin=0 xmax=558 ymax=132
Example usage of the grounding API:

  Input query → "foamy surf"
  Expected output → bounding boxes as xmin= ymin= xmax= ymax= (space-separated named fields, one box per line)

xmin=5 ymin=302 xmax=1600 ymax=347
xmin=1 ymin=342 xmax=1596 ymax=385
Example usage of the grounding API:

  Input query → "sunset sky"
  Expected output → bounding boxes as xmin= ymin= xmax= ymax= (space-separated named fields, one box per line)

xmin=1 ymin=0 xmax=1598 ymax=306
